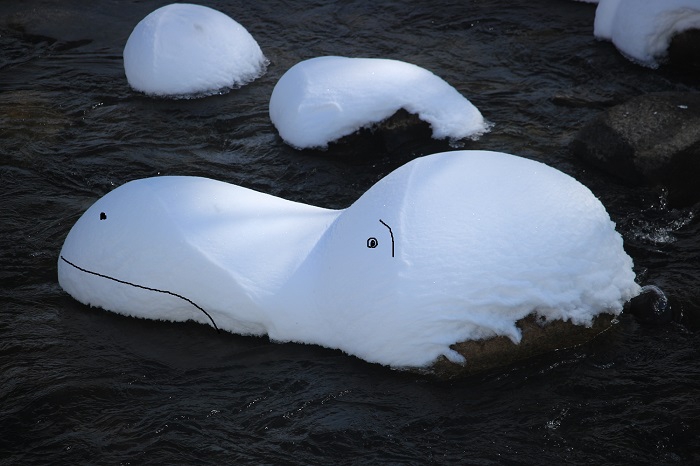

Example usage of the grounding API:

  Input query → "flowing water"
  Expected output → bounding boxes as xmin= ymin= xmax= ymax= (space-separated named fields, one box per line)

xmin=1 ymin=0 xmax=699 ymax=464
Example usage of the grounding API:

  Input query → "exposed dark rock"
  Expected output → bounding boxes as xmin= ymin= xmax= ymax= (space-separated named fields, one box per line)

xmin=375 ymin=109 xmax=438 ymax=154
xmin=571 ymin=92 xmax=700 ymax=207
xmin=428 ymin=313 xmax=616 ymax=378
xmin=425 ymin=284 xmax=680 ymax=378
xmin=302 ymin=109 xmax=463 ymax=161
xmin=668 ymin=29 xmax=700 ymax=73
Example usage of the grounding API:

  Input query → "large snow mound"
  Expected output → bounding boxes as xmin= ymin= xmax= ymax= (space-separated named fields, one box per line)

xmin=594 ymin=0 xmax=700 ymax=67
xmin=269 ymin=56 xmax=490 ymax=150
xmin=58 ymin=150 xmax=640 ymax=368
xmin=123 ymin=3 xmax=268 ymax=97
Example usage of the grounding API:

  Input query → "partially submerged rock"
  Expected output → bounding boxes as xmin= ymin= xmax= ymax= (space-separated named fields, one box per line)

xmin=429 ymin=313 xmax=616 ymax=378
xmin=304 ymin=109 xmax=461 ymax=160
xmin=668 ymin=29 xmax=700 ymax=73
xmin=123 ymin=3 xmax=267 ymax=98
xmin=571 ymin=92 xmax=700 ymax=207
xmin=269 ymin=56 xmax=489 ymax=150
xmin=58 ymin=151 xmax=638 ymax=371
xmin=593 ymin=0 xmax=700 ymax=69
xmin=426 ymin=286 xmax=672 ymax=378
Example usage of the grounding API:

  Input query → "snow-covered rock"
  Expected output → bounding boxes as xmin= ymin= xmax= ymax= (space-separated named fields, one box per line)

xmin=269 ymin=56 xmax=489 ymax=150
xmin=58 ymin=150 xmax=639 ymax=369
xmin=594 ymin=0 xmax=700 ymax=67
xmin=123 ymin=3 xmax=267 ymax=97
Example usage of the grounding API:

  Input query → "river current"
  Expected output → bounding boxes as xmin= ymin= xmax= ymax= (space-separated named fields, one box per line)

xmin=1 ymin=0 xmax=699 ymax=464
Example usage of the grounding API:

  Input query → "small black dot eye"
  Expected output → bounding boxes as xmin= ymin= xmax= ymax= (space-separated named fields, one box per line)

xmin=100 ymin=212 xmax=107 ymax=220
xmin=367 ymin=237 xmax=378 ymax=249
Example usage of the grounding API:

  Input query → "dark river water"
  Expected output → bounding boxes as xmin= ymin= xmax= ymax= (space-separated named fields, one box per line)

xmin=2 ymin=0 xmax=699 ymax=464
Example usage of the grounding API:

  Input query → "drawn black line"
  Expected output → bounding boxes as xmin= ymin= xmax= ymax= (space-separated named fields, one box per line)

xmin=379 ymin=219 xmax=395 ymax=258
xmin=60 ymin=256 xmax=220 ymax=333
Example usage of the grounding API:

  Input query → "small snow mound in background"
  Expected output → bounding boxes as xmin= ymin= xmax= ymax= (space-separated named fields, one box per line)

xmin=123 ymin=3 xmax=267 ymax=98
xmin=269 ymin=56 xmax=489 ymax=150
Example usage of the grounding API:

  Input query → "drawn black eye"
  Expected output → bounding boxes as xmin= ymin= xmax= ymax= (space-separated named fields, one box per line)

xmin=100 ymin=212 xmax=107 ymax=220
xmin=367 ymin=237 xmax=378 ymax=248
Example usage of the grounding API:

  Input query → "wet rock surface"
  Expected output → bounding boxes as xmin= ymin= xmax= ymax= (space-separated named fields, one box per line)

xmin=571 ymin=92 xmax=700 ymax=207
xmin=668 ymin=29 xmax=700 ymax=73
xmin=429 ymin=313 xmax=616 ymax=378
xmin=301 ymin=109 xmax=460 ymax=161
xmin=427 ymin=286 xmax=679 ymax=378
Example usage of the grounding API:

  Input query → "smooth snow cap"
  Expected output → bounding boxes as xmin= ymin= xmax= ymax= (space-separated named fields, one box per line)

xmin=58 ymin=150 xmax=640 ymax=368
xmin=123 ymin=3 xmax=268 ymax=97
xmin=269 ymin=56 xmax=490 ymax=150
xmin=594 ymin=0 xmax=700 ymax=67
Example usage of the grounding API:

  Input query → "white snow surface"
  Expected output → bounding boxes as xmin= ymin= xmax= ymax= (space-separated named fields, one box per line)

xmin=58 ymin=150 xmax=640 ymax=368
xmin=594 ymin=0 xmax=700 ymax=67
xmin=123 ymin=3 xmax=267 ymax=97
xmin=269 ymin=56 xmax=489 ymax=150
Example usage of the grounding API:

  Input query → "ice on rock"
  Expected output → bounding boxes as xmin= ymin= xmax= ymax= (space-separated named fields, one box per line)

xmin=123 ymin=3 xmax=268 ymax=97
xmin=269 ymin=56 xmax=490 ymax=150
xmin=58 ymin=150 xmax=640 ymax=368
xmin=594 ymin=0 xmax=700 ymax=67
